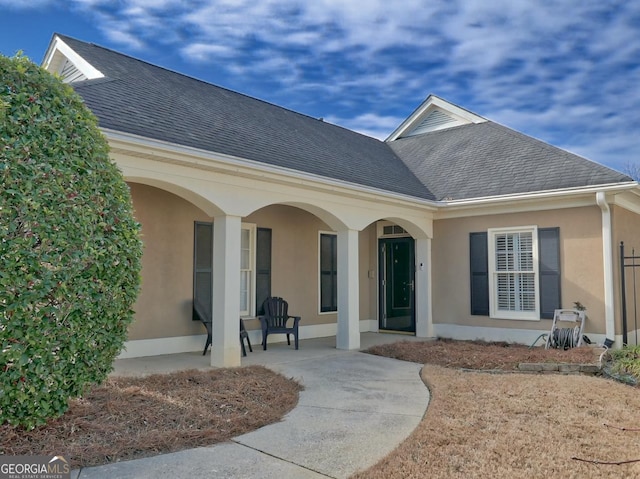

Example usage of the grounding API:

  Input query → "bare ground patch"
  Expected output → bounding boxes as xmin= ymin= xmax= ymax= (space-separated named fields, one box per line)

xmin=0 ymin=366 xmax=302 ymax=468
xmin=357 ymin=340 xmax=640 ymax=479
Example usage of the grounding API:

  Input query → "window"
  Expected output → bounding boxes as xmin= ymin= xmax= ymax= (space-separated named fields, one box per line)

xmin=239 ymin=225 xmax=255 ymax=316
xmin=193 ymin=222 xmax=261 ymax=318
xmin=489 ymin=227 xmax=538 ymax=320
xmin=382 ymin=225 xmax=407 ymax=236
xmin=470 ymin=227 xmax=561 ymax=320
xmin=319 ymin=232 xmax=338 ymax=313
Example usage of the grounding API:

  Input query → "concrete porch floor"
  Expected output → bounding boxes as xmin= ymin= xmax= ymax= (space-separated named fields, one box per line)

xmin=78 ymin=332 xmax=432 ymax=478
xmin=111 ymin=332 xmax=429 ymax=376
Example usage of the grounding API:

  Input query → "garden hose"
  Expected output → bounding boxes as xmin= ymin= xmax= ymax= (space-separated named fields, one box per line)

xmin=550 ymin=326 xmax=581 ymax=350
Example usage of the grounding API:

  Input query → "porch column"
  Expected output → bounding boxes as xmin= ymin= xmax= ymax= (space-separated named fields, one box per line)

xmin=415 ymin=238 xmax=433 ymax=338
xmin=211 ymin=214 xmax=242 ymax=367
xmin=337 ymin=228 xmax=360 ymax=350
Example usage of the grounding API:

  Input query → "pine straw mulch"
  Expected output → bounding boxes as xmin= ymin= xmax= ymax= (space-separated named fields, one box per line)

xmin=356 ymin=339 xmax=640 ymax=479
xmin=365 ymin=337 xmax=598 ymax=370
xmin=0 ymin=366 xmax=302 ymax=469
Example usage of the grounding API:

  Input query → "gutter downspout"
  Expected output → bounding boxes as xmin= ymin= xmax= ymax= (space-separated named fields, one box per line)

xmin=596 ymin=192 xmax=616 ymax=346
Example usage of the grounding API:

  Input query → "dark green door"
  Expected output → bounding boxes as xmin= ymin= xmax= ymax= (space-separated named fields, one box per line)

xmin=379 ymin=237 xmax=415 ymax=332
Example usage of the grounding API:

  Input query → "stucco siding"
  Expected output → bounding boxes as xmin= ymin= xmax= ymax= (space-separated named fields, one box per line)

xmin=612 ymin=205 xmax=640 ymax=337
xmin=245 ymin=205 xmax=333 ymax=329
xmin=129 ymin=183 xmax=210 ymax=341
xmin=432 ymin=206 xmax=606 ymax=336
xmin=128 ymin=189 xmax=378 ymax=342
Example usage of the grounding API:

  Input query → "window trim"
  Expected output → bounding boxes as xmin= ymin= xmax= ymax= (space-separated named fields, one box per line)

xmin=488 ymin=226 xmax=540 ymax=321
xmin=318 ymin=231 xmax=338 ymax=315
xmin=239 ymin=223 xmax=257 ymax=318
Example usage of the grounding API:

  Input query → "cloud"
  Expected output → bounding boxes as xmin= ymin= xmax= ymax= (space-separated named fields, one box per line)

xmin=9 ymin=0 xmax=640 ymax=168
xmin=180 ymin=43 xmax=236 ymax=62
xmin=324 ymin=113 xmax=406 ymax=140
xmin=0 ymin=0 xmax=55 ymax=7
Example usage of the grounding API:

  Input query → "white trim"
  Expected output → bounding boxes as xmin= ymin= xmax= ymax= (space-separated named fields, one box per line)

xmin=240 ymin=223 xmax=257 ymax=317
xmin=434 ymin=323 xmax=613 ymax=347
xmin=488 ymin=226 xmax=540 ymax=321
xmin=377 ymin=220 xmax=411 ymax=238
xmin=118 ymin=321 xmax=627 ymax=358
xmin=42 ymin=35 xmax=103 ymax=80
xmin=614 ymin=189 xmax=640 ymax=215
xmin=404 ymin=107 xmax=467 ymax=137
xmin=104 ymin=129 xmax=639 ymax=216
xmin=118 ymin=319 xmax=378 ymax=358
xmin=118 ymin=335 xmax=206 ymax=359
xmin=386 ymin=95 xmax=486 ymax=142
xmin=438 ymin=183 xmax=638 ymax=208
xmin=318 ymin=231 xmax=338 ymax=315
xmin=104 ymin=129 xmax=440 ymax=209
xmin=596 ymin=192 xmax=616 ymax=344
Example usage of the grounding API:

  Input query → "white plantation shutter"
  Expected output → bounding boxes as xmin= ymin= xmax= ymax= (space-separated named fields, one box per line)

xmin=494 ymin=231 xmax=535 ymax=313
xmin=489 ymin=227 xmax=539 ymax=319
xmin=471 ymin=227 xmax=558 ymax=320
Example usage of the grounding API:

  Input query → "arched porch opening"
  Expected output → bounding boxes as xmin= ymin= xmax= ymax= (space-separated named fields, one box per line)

xmin=362 ymin=217 xmax=433 ymax=340
xmin=122 ymin=181 xmax=223 ymax=359
xmin=121 ymin=176 xmax=434 ymax=365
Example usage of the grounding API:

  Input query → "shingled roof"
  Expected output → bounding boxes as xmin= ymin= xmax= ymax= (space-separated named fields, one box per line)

xmin=54 ymin=35 xmax=435 ymax=201
xmin=388 ymin=121 xmax=632 ymax=201
xmin=51 ymin=34 xmax=632 ymax=204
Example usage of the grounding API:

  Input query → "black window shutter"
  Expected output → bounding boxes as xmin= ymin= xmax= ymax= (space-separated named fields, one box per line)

xmin=469 ymin=232 xmax=489 ymax=316
xmin=255 ymin=228 xmax=272 ymax=315
xmin=193 ymin=221 xmax=213 ymax=320
xmin=320 ymin=234 xmax=338 ymax=312
xmin=538 ymin=227 xmax=561 ymax=319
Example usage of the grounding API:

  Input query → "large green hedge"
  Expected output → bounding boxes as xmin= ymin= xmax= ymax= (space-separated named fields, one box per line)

xmin=0 ymin=54 xmax=142 ymax=428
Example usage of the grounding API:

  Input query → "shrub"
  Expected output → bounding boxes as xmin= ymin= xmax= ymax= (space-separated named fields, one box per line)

xmin=609 ymin=344 xmax=640 ymax=384
xmin=0 ymin=54 xmax=142 ymax=428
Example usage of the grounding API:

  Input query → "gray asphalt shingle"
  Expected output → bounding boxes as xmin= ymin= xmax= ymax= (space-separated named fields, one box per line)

xmin=388 ymin=121 xmax=631 ymax=201
xmin=56 ymin=34 xmax=632 ymax=204
xmin=57 ymin=35 xmax=435 ymax=201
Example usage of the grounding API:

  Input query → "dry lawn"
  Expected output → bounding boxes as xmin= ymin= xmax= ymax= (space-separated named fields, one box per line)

xmin=0 ymin=366 xmax=302 ymax=468
xmin=357 ymin=340 xmax=640 ymax=479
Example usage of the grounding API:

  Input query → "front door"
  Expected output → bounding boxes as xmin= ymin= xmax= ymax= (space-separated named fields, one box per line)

xmin=379 ymin=237 xmax=415 ymax=332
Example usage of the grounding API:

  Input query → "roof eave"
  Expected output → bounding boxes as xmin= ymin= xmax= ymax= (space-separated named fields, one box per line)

xmin=102 ymin=128 xmax=440 ymax=211
xmin=434 ymin=182 xmax=639 ymax=219
xmin=442 ymin=182 xmax=638 ymax=205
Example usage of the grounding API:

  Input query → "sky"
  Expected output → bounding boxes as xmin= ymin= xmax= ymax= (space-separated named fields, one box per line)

xmin=0 ymin=0 xmax=638 ymax=173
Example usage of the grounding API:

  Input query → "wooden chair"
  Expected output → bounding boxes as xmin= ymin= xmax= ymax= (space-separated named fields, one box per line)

xmin=259 ymin=297 xmax=301 ymax=350
xmin=193 ymin=299 xmax=252 ymax=356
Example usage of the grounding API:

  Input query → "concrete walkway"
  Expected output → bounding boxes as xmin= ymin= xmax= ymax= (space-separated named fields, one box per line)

xmin=73 ymin=335 xmax=430 ymax=479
